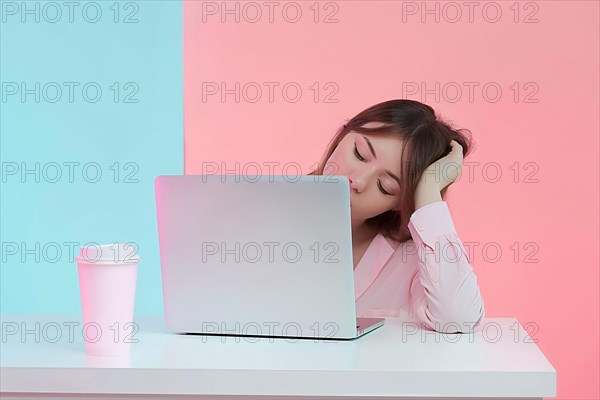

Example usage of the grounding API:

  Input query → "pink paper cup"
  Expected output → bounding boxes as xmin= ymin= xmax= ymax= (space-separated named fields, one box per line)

xmin=75 ymin=243 xmax=140 ymax=356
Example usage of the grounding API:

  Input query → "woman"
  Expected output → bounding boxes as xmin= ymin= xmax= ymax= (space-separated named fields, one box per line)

xmin=308 ymin=99 xmax=485 ymax=333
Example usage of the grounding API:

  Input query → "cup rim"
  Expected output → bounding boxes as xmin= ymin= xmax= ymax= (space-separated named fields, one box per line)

xmin=75 ymin=255 xmax=140 ymax=264
xmin=78 ymin=243 xmax=140 ymax=264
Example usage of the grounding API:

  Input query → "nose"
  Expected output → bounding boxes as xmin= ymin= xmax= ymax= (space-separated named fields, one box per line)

xmin=349 ymin=173 xmax=371 ymax=193
xmin=348 ymin=177 xmax=362 ymax=193
xmin=348 ymin=177 xmax=356 ymax=190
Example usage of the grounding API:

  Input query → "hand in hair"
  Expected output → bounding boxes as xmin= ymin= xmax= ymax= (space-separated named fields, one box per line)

xmin=420 ymin=140 xmax=464 ymax=192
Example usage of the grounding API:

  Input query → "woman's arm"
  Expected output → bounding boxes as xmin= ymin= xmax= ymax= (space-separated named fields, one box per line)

xmin=414 ymin=179 xmax=443 ymax=209
xmin=407 ymin=199 xmax=486 ymax=333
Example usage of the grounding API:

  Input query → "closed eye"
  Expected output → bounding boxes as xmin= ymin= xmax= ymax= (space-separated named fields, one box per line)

xmin=353 ymin=143 xmax=365 ymax=162
xmin=353 ymin=143 xmax=392 ymax=196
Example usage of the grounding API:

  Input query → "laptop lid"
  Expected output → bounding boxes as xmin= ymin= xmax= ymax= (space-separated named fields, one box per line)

xmin=155 ymin=174 xmax=368 ymax=339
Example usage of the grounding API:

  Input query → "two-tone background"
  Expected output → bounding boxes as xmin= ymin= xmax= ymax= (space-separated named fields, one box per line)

xmin=1 ymin=1 xmax=598 ymax=398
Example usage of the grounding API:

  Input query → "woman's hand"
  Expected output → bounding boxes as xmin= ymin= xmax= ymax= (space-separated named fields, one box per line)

xmin=418 ymin=140 xmax=464 ymax=192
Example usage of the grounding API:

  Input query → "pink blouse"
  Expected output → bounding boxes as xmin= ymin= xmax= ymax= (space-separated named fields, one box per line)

xmin=354 ymin=200 xmax=486 ymax=333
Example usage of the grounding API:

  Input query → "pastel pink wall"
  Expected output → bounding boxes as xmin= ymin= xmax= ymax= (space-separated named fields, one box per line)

xmin=184 ymin=2 xmax=599 ymax=399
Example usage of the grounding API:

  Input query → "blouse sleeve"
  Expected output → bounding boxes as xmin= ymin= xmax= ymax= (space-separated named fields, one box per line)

xmin=407 ymin=201 xmax=485 ymax=333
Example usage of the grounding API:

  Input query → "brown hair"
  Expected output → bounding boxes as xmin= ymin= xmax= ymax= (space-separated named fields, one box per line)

xmin=308 ymin=99 xmax=474 ymax=244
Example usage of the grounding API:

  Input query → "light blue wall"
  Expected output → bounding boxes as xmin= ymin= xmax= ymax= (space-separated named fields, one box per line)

xmin=1 ymin=1 xmax=183 ymax=315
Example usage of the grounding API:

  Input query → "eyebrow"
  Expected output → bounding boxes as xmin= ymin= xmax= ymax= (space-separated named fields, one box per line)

xmin=362 ymin=135 xmax=402 ymax=187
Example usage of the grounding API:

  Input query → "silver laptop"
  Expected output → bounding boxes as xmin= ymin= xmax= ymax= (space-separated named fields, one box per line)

xmin=154 ymin=174 xmax=385 ymax=340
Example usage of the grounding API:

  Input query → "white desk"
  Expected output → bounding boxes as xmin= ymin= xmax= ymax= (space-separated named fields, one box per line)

xmin=1 ymin=314 xmax=556 ymax=399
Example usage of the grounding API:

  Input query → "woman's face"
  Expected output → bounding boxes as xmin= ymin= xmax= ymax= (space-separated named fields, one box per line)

xmin=324 ymin=125 xmax=404 ymax=223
